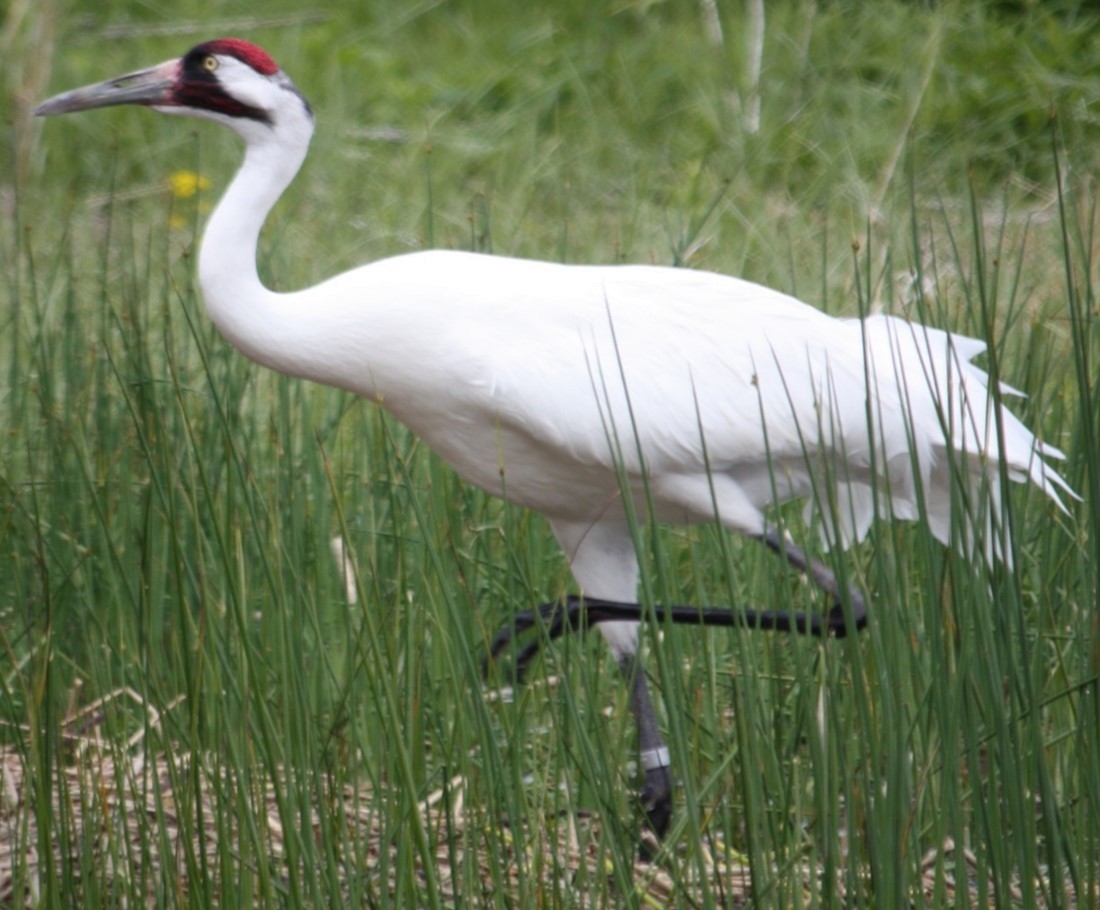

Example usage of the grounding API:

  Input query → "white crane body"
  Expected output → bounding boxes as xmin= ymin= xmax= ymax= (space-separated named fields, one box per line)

xmin=222 ymin=247 xmax=1068 ymax=558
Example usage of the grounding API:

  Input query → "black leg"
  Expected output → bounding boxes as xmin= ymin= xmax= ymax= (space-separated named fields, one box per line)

xmin=758 ymin=529 xmax=868 ymax=635
xmin=484 ymin=604 xmax=673 ymax=852
xmin=620 ymin=654 xmax=673 ymax=848
xmin=481 ymin=533 xmax=868 ymax=854
xmin=484 ymin=539 xmax=868 ymax=676
xmin=484 ymin=597 xmax=590 ymax=682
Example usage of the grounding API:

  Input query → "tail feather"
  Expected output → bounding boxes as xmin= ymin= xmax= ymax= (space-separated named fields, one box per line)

xmin=809 ymin=315 xmax=1076 ymax=564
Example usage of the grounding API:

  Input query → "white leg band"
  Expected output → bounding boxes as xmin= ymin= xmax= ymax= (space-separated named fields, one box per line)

xmin=640 ymin=747 xmax=671 ymax=771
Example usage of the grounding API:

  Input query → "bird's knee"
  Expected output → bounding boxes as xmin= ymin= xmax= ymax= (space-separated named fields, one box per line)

xmin=598 ymin=619 xmax=640 ymax=662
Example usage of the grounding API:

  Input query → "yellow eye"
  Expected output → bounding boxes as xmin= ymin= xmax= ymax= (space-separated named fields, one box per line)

xmin=202 ymin=55 xmax=219 ymax=72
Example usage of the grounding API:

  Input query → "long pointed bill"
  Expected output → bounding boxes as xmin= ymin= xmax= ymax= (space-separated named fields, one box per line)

xmin=35 ymin=59 xmax=180 ymax=117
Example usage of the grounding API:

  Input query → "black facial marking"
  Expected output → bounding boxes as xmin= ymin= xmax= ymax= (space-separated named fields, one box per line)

xmin=176 ymin=46 xmax=273 ymax=125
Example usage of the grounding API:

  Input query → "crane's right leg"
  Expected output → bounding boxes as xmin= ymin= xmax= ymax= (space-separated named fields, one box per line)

xmin=759 ymin=529 xmax=868 ymax=632
xmin=488 ymin=522 xmax=867 ymax=684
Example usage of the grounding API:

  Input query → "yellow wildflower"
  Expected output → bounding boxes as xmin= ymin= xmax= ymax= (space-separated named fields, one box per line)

xmin=168 ymin=170 xmax=211 ymax=199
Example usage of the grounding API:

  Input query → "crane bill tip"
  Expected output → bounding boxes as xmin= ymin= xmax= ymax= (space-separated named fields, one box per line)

xmin=33 ymin=92 xmax=98 ymax=118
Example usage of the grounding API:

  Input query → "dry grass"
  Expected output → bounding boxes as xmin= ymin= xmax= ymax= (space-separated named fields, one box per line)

xmin=0 ymin=688 xmax=753 ymax=907
xmin=3 ymin=688 xmax=1084 ymax=908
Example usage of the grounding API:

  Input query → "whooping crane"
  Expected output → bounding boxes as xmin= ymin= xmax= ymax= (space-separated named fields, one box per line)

xmin=35 ymin=38 xmax=1075 ymax=844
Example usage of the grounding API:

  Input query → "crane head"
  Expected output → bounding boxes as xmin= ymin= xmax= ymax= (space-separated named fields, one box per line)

xmin=35 ymin=39 xmax=312 ymax=133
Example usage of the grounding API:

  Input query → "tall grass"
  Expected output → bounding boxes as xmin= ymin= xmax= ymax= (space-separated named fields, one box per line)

xmin=3 ymin=1 xmax=1098 ymax=907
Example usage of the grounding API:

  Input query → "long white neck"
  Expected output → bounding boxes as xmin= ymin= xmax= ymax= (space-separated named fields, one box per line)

xmin=197 ymin=112 xmax=313 ymax=376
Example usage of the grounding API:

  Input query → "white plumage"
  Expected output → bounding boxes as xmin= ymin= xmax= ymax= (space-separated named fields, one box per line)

xmin=257 ymin=249 xmax=1071 ymax=565
xmin=36 ymin=38 xmax=1075 ymax=842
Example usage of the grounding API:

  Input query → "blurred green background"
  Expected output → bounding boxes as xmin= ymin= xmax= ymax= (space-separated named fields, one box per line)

xmin=2 ymin=1 xmax=1098 ymax=907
